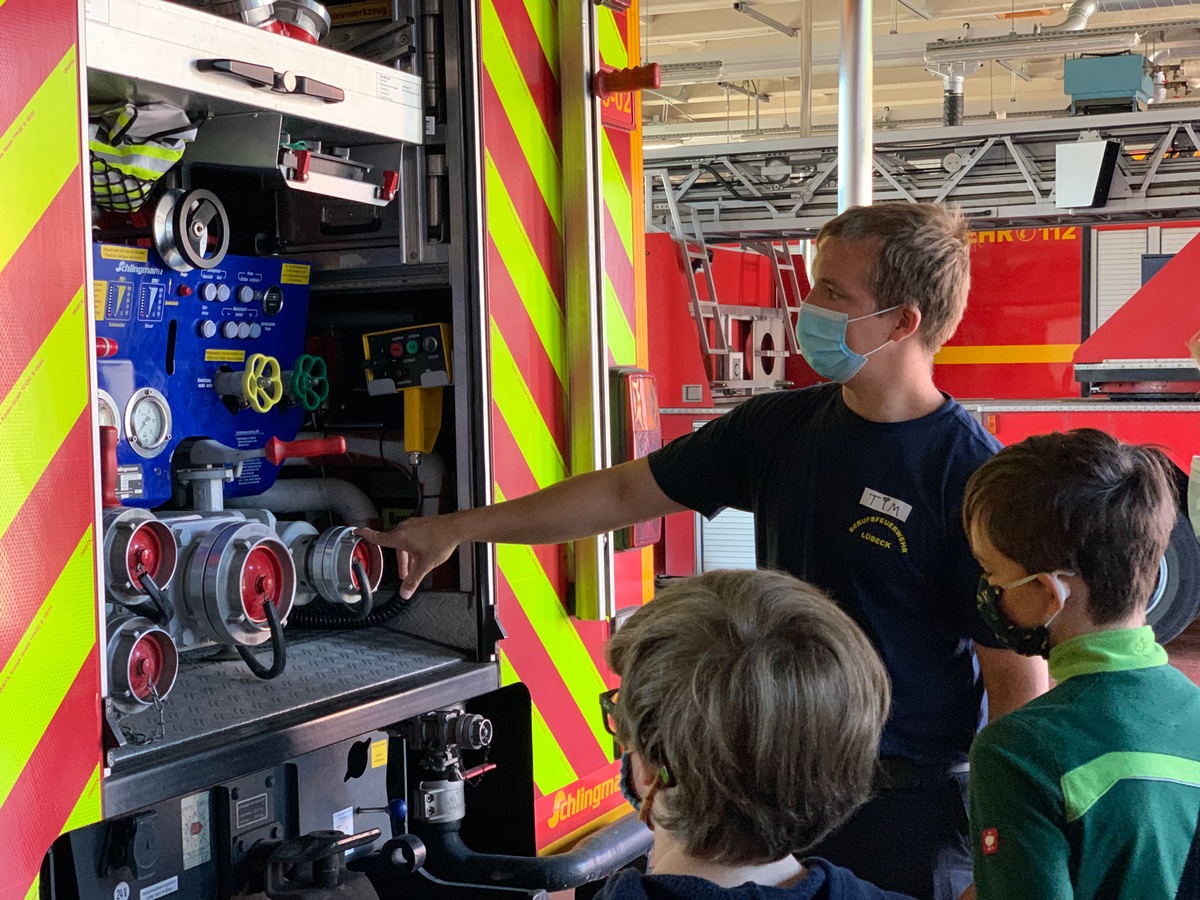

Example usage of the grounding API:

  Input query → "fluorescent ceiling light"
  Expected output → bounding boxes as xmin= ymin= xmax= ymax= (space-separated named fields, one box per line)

xmin=925 ymin=29 xmax=1140 ymax=64
xmin=659 ymin=60 xmax=724 ymax=84
xmin=732 ymin=3 xmax=797 ymax=38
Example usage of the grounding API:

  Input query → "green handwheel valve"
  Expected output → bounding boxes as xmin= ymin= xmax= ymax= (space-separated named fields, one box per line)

xmin=288 ymin=354 xmax=330 ymax=411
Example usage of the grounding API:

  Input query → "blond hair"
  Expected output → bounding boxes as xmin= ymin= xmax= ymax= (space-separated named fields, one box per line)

xmin=818 ymin=202 xmax=971 ymax=351
xmin=605 ymin=569 xmax=891 ymax=864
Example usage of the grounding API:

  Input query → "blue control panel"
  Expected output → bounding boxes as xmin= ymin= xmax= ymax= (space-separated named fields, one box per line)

xmin=93 ymin=244 xmax=313 ymax=508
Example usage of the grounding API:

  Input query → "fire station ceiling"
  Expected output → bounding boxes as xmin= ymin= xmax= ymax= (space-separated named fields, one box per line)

xmin=639 ymin=0 xmax=1200 ymax=144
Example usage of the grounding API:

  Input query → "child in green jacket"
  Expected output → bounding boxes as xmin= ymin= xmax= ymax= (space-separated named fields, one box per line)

xmin=962 ymin=428 xmax=1200 ymax=899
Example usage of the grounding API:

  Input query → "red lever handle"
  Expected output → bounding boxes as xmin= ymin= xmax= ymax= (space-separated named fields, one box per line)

xmin=594 ymin=63 xmax=661 ymax=100
xmin=462 ymin=762 xmax=498 ymax=781
xmin=264 ymin=435 xmax=347 ymax=466
xmin=381 ymin=170 xmax=400 ymax=203
xmin=100 ymin=425 xmax=120 ymax=507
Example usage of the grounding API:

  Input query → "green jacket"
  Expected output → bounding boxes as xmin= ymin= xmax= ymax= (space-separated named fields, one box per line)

xmin=970 ymin=626 xmax=1200 ymax=899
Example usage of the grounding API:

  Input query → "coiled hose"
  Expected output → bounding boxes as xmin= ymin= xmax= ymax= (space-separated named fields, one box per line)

xmin=286 ymin=580 xmax=410 ymax=631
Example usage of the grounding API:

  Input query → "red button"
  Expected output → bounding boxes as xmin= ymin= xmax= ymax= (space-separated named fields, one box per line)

xmin=177 ymin=284 xmax=193 ymax=297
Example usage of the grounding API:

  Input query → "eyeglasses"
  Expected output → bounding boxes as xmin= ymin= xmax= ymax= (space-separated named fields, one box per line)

xmin=599 ymin=688 xmax=620 ymax=737
xmin=598 ymin=687 xmax=678 ymax=787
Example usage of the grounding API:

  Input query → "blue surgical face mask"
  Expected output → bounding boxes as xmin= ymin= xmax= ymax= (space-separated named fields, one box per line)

xmin=796 ymin=303 xmax=900 ymax=383
xmin=976 ymin=571 xmax=1071 ymax=658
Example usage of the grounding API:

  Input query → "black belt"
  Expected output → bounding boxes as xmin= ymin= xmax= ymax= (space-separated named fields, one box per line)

xmin=873 ymin=758 xmax=970 ymax=791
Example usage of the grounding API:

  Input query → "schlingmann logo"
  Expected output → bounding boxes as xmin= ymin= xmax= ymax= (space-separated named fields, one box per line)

xmin=115 ymin=262 xmax=165 ymax=276
xmin=547 ymin=775 xmax=620 ymax=828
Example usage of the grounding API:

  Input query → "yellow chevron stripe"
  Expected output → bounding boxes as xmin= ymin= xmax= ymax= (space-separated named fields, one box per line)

xmin=493 ymin=485 xmax=611 ymax=758
xmin=597 ymin=6 xmax=629 ymax=69
xmin=490 ymin=318 xmax=568 ymax=489
xmin=482 ymin=0 xmax=562 ymax=233
xmin=605 ymin=275 xmax=637 ymax=366
xmin=601 ymin=132 xmax=634 ymax=265
xmin=0 ymin=529 xmax=98 ymax=809
xmin=521 ymin=0 xmax=559 ymax=81
xmin=629 ymin=0 xmax=649 ymax=372
xmin=62 ymin=764 xmax=102 ymax=834
xmin=486 ymin=153 xmax=567 ymax=386
xmin=25 ymin=878 xmax=38 ymax=900
xmin=0 ymin=289 xmax=88 ymax=540
xmin=500 ymin=650 xmax=578 ymax=794
xmin=934 ymin=343 xmax=1079 ymax=365
xmin=0 ymin=46 xmax=79 ymax=273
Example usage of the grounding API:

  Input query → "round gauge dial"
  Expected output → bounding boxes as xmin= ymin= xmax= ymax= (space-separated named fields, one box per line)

xmin=97 ymin=390 xmax=120 ymax=435
xmin=124 ymin=388 xmax=172 ymax=458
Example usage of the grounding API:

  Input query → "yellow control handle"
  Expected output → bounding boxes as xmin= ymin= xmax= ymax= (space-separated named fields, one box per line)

xmin=241 ymin=353 xmax=284 ymax=413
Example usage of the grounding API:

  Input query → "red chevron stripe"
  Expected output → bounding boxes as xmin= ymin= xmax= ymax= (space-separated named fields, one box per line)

xmin=0 ymin=412 xmax=94 ymax=667
xmin=0 ymin=658 xmax=100 ymax=895
xmin=491 ymin=400 xmax=566 ymax=591
xmin=605 ymin=128 xmax=634 ymax=193
xmin=483 ymin=70 xmax=564 ymax=305
xmin=488 ymin=239 xmax=569 ymax=466
xmin=0 ymin=0 xmax=77 ymax=136
xmin=576 ymin=610 xmax=617 ymax=694
xmin=496 ymin=573 xmax=609 ymax=775
xmin=603 ymin=203 xmax=637 ymax=333
xmin=0 ymin=175 xmax=86 ymax=400
xmin=489 ymin=1 xmax=561 ymax=159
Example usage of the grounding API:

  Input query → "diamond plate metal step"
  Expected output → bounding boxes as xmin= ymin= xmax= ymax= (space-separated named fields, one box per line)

xmin=104 ymin=629 xmax=497 ymax=816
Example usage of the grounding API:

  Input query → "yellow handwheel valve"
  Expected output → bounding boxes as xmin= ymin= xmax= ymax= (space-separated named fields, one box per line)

xmin=241 ymin=353 xmax=284 ymax=413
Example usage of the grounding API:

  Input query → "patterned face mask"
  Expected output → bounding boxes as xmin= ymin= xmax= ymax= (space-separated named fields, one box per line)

xmin=976 ymin=572 xmax=1070 ymax=658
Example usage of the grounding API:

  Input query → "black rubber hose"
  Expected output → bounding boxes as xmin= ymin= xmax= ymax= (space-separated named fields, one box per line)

xmin=350 ymin=558 xmax=374 ymax=621
xmin=139 ymin=572 xmax=174 ymax=625
xmin=285 ymin=589 xmax=410 ymax=631
xmin=236 ymin=600 xmax=287 ymax=679
xmin=414 ymin=814 xmax=652 ymax=892
xmin=679 ymin=163 xmax=753 ymax=202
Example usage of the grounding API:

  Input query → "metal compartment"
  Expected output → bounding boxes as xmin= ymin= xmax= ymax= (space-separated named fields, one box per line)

xmin=85 ymin=0 xmax=424 ymax=144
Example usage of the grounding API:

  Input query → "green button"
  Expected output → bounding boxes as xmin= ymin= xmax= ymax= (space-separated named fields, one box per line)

xmin=406 ymin=339 xmax=419 ymax=354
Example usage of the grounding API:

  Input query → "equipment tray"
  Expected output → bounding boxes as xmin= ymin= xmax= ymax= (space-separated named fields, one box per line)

xmin=103 ymin=628 xmax=497 ymax=817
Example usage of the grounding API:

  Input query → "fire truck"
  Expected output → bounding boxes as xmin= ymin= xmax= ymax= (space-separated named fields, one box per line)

xmin=0 ymin=0 xmax=662 ymax=895
xmin=643 ymin=97 xmax=1200 ymax=646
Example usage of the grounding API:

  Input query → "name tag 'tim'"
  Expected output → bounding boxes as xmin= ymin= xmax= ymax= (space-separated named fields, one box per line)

xmin=859 ymin=488 xmax=913 ymax=523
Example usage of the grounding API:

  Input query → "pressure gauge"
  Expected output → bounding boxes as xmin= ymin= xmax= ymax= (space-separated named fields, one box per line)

xmin=97 ymin=390 xmax=120 ymax=437
xmin=124 ymin=388 xmax=172 ymax=458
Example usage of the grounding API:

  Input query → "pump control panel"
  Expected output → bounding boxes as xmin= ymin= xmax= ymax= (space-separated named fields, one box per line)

xmin=362 ymin=323 xmax=452 ymax=395
xmin=93 ymin=244 xmax=314 ymax=507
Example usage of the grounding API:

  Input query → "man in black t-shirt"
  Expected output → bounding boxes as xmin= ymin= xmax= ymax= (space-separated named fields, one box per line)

xmin=358 ymin=203 xmax=1048 ymax=900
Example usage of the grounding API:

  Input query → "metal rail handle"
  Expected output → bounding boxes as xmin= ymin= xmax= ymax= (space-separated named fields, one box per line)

xmin=198 ymin=58 xmax=344 ymax=103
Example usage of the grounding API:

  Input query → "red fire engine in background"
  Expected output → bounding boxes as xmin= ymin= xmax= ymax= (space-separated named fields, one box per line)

xmin=643 ymin=217 xmax=1200 ymax=644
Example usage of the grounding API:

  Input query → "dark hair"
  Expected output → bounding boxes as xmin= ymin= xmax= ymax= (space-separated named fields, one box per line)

xmin=817 ymin=202 xmax=970 ymax=351
xmin=962 ymin=428 xmax=1177 ymax=624
xmin=605 ymin=569 xmax=890 ymax=865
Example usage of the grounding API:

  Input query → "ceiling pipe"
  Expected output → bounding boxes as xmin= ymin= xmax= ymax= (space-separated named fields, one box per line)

xmin=838 ymin=0 xmax=873 ymax=210
xmin=800 ymin=0 xmax=813 ymax=137
xmin=1147 ymin=42 xmax=1200 ymax=63
xmin=1054 ymin=0 xmax=1198 ymax=31
xmin=943 ymin=73 xmax=965 ymax=125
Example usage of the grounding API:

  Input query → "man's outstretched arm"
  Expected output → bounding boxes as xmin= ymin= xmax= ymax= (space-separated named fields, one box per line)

xmin=356 ymin=456 xmax=686 ymax=598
